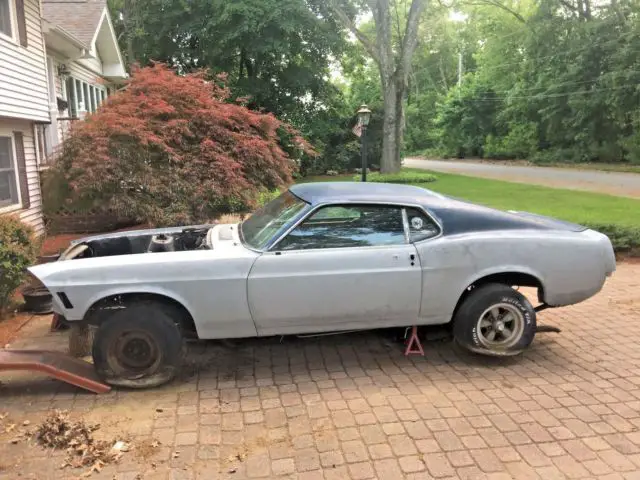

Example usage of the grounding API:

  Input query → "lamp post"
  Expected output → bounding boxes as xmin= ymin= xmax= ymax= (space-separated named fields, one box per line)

xmin=357 ymin=104 xmax=371 ymax=182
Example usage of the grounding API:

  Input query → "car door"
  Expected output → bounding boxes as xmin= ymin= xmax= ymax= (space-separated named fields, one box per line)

xmin=247 ymin=203 xmax=423 ymax=335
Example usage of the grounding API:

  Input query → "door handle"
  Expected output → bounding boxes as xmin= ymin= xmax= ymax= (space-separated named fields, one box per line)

xmin=410 ymin=253 xmax=415 ymax=266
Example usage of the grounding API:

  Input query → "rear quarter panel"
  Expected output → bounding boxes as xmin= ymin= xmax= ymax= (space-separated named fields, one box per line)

xmin=415 ymin=229 xmax=609 ymax=324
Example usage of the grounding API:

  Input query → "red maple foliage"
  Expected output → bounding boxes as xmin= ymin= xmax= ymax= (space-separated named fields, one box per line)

xmin=44 ymin=64 xmax=310 ymax=226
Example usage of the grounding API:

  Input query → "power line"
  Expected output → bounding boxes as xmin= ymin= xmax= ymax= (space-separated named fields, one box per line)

xmin=464 ymin=29 xmax=639 ymax=75
xmin=464 ymin=83 xmax=639 ymax=102
xmin=477 ymin=71 xmax=640 ymax=95
xmin=412 ymin=29 xmax=639 ymax=81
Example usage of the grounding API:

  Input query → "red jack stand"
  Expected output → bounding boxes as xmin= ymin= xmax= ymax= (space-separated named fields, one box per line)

xmin=50 ymin=313 xmax=69 ymax=332
xmin=404 ymin=325 xmax=424 ymax=356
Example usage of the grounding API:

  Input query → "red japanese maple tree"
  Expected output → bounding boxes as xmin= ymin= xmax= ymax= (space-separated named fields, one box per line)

xmin=45 ymin=64 xmax=309 ymax=226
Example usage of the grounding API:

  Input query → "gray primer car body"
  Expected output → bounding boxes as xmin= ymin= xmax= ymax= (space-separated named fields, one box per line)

xmin=29 ymin=182 xmax=616 ymax=339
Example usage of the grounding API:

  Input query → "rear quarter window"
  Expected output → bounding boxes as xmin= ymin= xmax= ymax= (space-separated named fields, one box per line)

xmin=405 ymin=207 xmax=440 ymax=242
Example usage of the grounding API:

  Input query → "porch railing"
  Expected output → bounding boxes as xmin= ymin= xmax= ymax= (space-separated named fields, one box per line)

xmin=38 ymin=117 xmax=78 ymax=166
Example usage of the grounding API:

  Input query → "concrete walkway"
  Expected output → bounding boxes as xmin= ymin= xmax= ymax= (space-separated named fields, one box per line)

xmin=405 ymin=158 xmax=640 ymax=198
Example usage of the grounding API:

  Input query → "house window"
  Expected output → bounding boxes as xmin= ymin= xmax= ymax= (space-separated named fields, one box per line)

xmin=0 ymin=135 xmax=19 ymax=208
xmin=75 ymin=79 xmax=84 ymax=112
xmin=66 ymin=77 xmax=77 ymax=117
xmin=64 ymin=77 xmax=109 ymax=116
xmin=82 ymin=83 xmax=89 ymax=112
xmin=0 ymin=0 xmax=13 ymax=39
xmin=91 ymin=85 xmax=98 ymax=111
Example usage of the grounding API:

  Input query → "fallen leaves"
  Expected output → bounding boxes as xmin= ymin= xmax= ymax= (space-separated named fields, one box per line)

xmin=35 ymin=410 xmax=129 ymax=473
xmin=134 ymin=438 xmax=160 ymax=460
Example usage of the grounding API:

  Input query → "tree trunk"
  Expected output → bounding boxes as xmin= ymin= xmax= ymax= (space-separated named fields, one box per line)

xmin=124 ymin=0 xmax=135 ymax=65
xmin=380 ymin=74 xmax=407 ymax=173
xmin=395 ymin=76 xmax=406 ymax=170
xmin=330 ymin=0 xmax=425 ymax=174
xmin=381 ymin=82 xmax=399 ymax=173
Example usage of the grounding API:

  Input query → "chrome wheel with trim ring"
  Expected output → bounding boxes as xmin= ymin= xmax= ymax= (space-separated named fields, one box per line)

xmin=453 ymin=283 xmax=537 ymax=357
xmin=476 ymin=303 xmax=525 ymax=349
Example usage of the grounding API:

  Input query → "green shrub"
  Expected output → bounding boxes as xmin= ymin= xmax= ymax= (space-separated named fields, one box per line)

xmin=0 ymin=216 xmax=39 ymax=311
xmin=256 ymin=189 xmax=282 ymax=207
xmin=585 ymin=223 xmax=640 ymax=256
xmin=484 ymin=123 xmax=538 ymax=160
xmin=355 ymin=171 xmax=437 ymax=184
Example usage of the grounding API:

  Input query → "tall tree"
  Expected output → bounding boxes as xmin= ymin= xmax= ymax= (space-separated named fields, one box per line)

xmin=331 ymin=0 xmax=426 ymax=172
xmin=107 ymin=0 xmax=345 ymax=122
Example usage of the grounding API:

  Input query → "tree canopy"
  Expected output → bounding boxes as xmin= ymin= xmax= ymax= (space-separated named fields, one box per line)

xmin=105 ymin=0 xmax=640 ymax=174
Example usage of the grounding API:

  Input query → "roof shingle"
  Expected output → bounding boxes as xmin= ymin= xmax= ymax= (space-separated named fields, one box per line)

xmin=43 ymin=0 xmax=106 ymax=46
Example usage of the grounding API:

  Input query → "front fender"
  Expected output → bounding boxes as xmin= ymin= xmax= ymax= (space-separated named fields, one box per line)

xmin=81 ymin=286 xmax=197 ymax=324
xmin=29 ymin=262 xmax=197 ymax=323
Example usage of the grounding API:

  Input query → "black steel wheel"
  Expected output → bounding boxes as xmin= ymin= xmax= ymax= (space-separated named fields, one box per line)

xmin=92 ymin=302 xmax=185 ymax=388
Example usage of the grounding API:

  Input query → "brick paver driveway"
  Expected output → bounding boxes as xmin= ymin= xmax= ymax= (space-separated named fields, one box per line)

xmin=1 ymin=262 xmax=640 ymax=479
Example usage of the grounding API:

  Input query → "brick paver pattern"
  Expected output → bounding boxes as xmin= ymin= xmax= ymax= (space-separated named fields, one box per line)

xmin=1 ymin=262 xmax=640 ymax=479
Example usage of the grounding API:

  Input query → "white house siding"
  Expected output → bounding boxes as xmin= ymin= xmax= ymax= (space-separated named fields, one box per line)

xmin=66 ymin=55 xmax=105 ymax=88
xmin=76 ymin=55 xmax=103 ymax=77
xmin=0 ymin=118 xmax=45 ymax=236
xmin=0 ymin=0 xmax=49 ymax=122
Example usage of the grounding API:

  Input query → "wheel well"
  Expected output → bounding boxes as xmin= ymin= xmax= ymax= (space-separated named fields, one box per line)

xmin=84 ymin=292 xmax=197 ymax=336
xmin=452 ymin=272 xmax=544 ymax=319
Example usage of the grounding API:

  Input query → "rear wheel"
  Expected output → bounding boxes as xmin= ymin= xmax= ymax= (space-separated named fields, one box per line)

xmin=453 ymin=283 xmax=536 ymax=356
xmin=92 ymin=302 xmax=185 ymax=388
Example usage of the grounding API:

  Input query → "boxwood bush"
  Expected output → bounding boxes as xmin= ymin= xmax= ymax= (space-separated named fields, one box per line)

xmin=0 ymin=216 xmax=39 ymax=311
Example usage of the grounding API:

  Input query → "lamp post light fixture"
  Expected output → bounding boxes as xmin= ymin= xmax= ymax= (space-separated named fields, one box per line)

xmin=357 ymin=104 xmax=371 ymax=182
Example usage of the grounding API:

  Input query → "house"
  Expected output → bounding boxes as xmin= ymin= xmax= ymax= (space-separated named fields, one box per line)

xmin=0 ymin=0 xmax=126 ymax=235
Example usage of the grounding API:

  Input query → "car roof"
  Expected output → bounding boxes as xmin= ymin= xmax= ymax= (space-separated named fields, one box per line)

xmin=288 ymin=181 xmax=586 ymax=235
xmin=289 ymin=181 xmax=447 ymax=206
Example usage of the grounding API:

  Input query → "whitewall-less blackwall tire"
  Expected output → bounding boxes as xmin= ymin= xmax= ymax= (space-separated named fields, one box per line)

xmin=453 ymin=283 xmax=537 ymax=356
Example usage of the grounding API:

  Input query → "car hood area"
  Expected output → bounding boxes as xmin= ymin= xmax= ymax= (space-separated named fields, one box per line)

xmin=29 ymin=223 xmax=256 ymax=287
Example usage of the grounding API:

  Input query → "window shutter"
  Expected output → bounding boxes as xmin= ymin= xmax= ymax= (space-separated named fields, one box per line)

xmin=13 ymin=132 xmax=30 ymax=209
xmin=15 ymin=0 xmax=28 ymax=47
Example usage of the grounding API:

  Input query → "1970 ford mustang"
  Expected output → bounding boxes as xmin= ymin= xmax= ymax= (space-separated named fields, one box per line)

xmin=30 ymin=182 xmax=616 ymax=387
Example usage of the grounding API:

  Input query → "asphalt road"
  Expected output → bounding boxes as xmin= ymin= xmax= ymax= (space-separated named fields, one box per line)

xmin=404 ymin=158 xmax=640 ymax=198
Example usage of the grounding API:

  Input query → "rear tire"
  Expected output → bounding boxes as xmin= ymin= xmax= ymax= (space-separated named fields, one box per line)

xmin=453 ymin=283 xmax=536 ymax=356
xmin=92 ymin=302 xmax=185 ymax=388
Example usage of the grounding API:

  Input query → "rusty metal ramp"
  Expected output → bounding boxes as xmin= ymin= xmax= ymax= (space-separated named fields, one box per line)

xmin=0 ymin=350 xmax=111 ymax=394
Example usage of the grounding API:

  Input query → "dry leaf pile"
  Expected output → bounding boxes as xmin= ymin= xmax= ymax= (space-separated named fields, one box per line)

xmin=35 ymin=410 xmax=128 ymax=472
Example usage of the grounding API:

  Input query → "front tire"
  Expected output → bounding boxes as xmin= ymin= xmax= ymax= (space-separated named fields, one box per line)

xmin=453 ymin=283 xmax=536 ymax=356
xmin=92 ymin=302 xmax=185 ymax=388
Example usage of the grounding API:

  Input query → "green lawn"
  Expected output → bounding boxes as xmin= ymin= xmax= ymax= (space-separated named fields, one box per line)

xmin=301 ymin=169 xmax=640 ymax=227
xmin=405 ymin=169 xmax=640 ymax=227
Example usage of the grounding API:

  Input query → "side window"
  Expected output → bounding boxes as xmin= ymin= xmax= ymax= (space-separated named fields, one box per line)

xmin=0 ymin=0 xmax=13 ymax=39
xmin=405 ymin=207 xmax=440 ymax=242
xmin=278 ymin=204 xmax=405 ymax=250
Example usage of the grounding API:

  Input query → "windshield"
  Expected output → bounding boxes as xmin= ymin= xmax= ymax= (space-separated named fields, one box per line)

xmin=241 ymin=191 xmax=308 ymax=250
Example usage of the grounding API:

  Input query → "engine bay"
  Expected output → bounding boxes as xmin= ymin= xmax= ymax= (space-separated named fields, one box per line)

xmin=63 ymin=227 xmax=213 ymax=260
